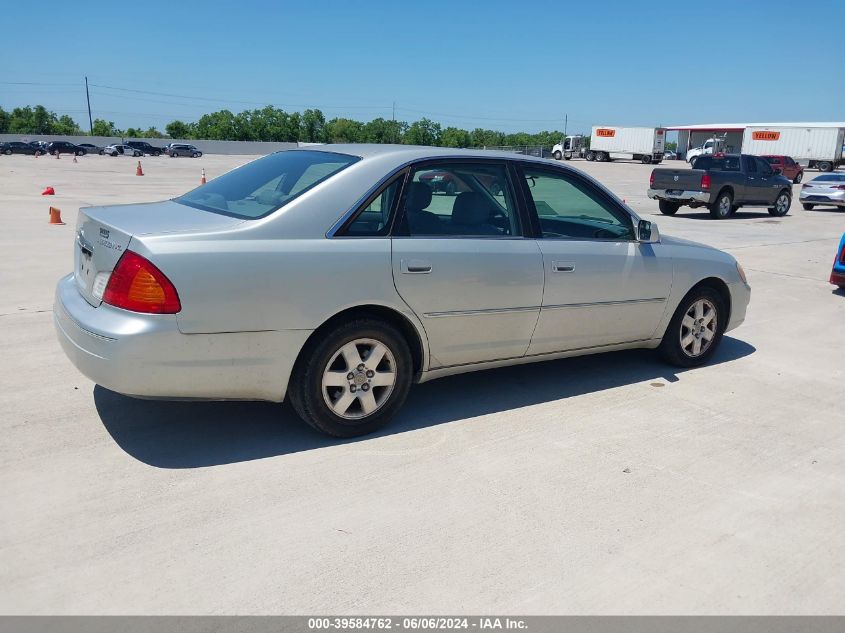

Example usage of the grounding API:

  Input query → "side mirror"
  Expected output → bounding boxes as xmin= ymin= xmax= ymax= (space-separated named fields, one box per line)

xmin=638 ymin=219 xmax=660 ymax=243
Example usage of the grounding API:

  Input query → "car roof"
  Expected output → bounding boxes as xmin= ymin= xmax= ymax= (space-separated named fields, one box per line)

xmin=287 ymin=143 xmax=555 ymax=166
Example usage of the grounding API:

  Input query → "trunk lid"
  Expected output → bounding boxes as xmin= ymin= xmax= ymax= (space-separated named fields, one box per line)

xmin=651 ymin=168 xmax=706 ymax=191
xmin=73 ymin=200 xmax=244 ymax=307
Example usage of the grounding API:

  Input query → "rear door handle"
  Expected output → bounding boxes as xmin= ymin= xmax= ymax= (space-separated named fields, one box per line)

xmin=401 ymin=259 xmax=432 ymax=274
xmin=552 ymin=261 xmax=575 ymax=273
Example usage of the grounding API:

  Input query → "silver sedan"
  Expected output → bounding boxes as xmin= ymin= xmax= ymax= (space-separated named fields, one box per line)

xmin=799 ymin=173 xmax=845 ymax=210
xmin=54 ymin=146 xmax=751 ymax=436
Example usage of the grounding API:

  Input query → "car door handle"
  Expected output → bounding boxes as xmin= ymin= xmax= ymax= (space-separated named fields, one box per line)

xmin=552 ymin=261 xmax=576 ymax=273
xmin=401 ymin=259 xmax=432 ymax=274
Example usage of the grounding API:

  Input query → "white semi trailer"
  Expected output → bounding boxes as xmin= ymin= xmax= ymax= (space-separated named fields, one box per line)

xmin=742 ymin=126 xmax=845 ymax=172
xmin=585 ymin=126 xmax=666 ymax=164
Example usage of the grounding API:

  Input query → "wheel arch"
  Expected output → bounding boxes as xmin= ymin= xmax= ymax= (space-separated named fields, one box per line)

xmin=688 ymin=276 xmax=732 ymax=327
xmin=291 ymin=304 xmax=428 ymax=384
xmin=715 ymin=185 xmax=734 ymax=200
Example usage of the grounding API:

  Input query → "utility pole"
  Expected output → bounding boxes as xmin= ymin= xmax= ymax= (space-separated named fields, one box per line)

xmin=392 ymin=101 xmax=396 ymax=144
xmin=85 ymin=76 xmax=93 ymax=135
xmin=563 ymin=113 xmax=568 ymax=138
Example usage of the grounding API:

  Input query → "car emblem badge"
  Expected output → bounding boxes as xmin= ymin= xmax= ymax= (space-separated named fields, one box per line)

xmin=673 ymin=175 xmax=679 ymax=182
xmin=100 ymin=228 xmax=109 ymax=239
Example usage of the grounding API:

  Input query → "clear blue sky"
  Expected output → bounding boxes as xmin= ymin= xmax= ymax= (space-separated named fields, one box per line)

xmin=2 ymin=0 xmax=843 ymax=134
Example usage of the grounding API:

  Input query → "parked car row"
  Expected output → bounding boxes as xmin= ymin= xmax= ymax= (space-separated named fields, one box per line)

xmin=0 ymin=139 xmax=203 ymax=158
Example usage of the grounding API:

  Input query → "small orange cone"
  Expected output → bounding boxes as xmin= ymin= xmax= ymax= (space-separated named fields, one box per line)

xmin=42 ymin=186 xmax=55 ymax=196
xmin=200 ymin=168 xmax=207 ymax=185
xmin=136 ymin=161 xmax=144 ymax=176
xmin=49 ymin=207 xmax=65 ymax=225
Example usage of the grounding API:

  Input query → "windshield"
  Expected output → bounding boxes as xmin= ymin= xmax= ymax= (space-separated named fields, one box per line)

xmin=177 ymin=150 xmax=359 ymax=219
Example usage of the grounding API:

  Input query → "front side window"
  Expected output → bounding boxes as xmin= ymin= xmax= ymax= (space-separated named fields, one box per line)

xmin=755 ymin=157 xmax=773 ymax=175
xmin=177 ymin=150 xmax=359 ymax=219
xmin=400 ymin=163 xmax=520 ymax=237
xmin=522 ymin=168 xmax=635 ymax=240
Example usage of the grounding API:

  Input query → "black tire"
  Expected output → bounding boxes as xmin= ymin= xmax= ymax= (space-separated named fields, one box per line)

xmin=595 ymin=152 xmax=606 ymax=162
xmin=98 ymin=150 xmax=104 ymax=155
xmin=3 ymin=149 xmax=11 ymax=155
xmin=658 ymin=286 xmax=725 ymax=368
xmin=585 ymin=151 xmax=595 ymax=161
xmin=110 ymin=151 xmax=118 ymax=157
xmin=802 ymin=203 xmax=815 ymax=210
xmin=152 ymin=151 xmax=161 ymax=157
xmin=709 ymin=190 xmax=733 ymax=219
xmin=192 ymin=152 xmax=201 ymax=158
xmin=641 ymin=155 xmax=652 ymax=164
xmin=553 ymin=150 xmax=562 ymax=160
xmin=818 ymin=161 xmax=834 ymax=173
xmin=563 ymin=153 xmax=572 ymax=160
xmin=288 ymin=318 xmax=413 ymax=437
xmin=768 ymin=190 xmax=791 ymax=216
xmin=794 ymin=172 xmax=803 ymax=184
xmin=659 ymin=200 xmax=680 ymax=215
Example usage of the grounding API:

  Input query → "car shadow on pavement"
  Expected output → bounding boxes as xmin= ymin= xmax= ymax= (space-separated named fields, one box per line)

xmin=671 ymin=211 xmax=779 ymax=221
xmin=95 ymin=336 xmax=755 ymax=469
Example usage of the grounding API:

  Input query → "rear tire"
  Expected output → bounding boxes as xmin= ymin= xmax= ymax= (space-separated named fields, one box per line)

xmin=768 ymin=190 xmax=791 ymax=216
xmin=659 ymin=286 xmax=725 ymax=368
xmin=585 ymin=151 xmax=596 ymax=161
xmin=709 ymin=190 xmax=733 ymax=219
xmin=818 ymin=161 xmax=834 ymax=172
xmin=659 ymin=200 xmax=680 ymax=215
xmin=802 ymin=203 xmax=815 ymax=210
xmin=288 ymin=318 xmax=413 ymax=438
xmin=595 ymin=152 xmax=606 ymax=162
xmin=641 ymin=155 xmax=652 ymax=164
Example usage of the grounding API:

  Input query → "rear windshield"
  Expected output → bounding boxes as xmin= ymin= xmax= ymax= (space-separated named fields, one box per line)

xmin=764 ymin=156 xmax=782 ymax=163
xmin=813 ymin=174 xmax=845 ymax=182
xmin=693 ymin=155 xmax=741 ymax=172
xmin=176 ymin=150 xmax=359 ymax=219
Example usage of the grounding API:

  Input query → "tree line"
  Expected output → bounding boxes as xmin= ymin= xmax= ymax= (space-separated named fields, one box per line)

xmin=0 ymin=104 xmax=566 ymax=148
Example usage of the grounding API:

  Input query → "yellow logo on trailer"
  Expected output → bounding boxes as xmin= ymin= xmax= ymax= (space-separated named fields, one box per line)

xmin=596 ymin=129 xmax=616 ymax=137
xmin=752 ymin=131 xmax=781 ymax=141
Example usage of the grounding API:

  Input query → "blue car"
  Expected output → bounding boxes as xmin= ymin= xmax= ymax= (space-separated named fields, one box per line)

xmin=832 ymin=234 xmax=845 ymax=289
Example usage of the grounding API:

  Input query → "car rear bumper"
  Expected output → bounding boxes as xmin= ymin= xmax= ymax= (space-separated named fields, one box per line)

xmin=831 ymin=269 xmax=845 ymax=286
xmin=648 ymin=188 xmax=711 ymax=204
xmin=54 ymin=274 xmax=310 ymax=402
xmin=799 ymin=191 xmax=845 ymax=206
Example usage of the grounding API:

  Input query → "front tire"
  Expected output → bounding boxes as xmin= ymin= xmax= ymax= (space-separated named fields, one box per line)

xmin=659 ymin=200 xmax=680 ymax=215
xmin=802 ymin=203 xmax=815 ymax=210
xmin=659 ymin=287 xmax=725 ymax=368
xmin=288 ymin=318 xmax=413 ymax=437
xmin=794 ymin=172 xmax=803 ymax=184
xmin=768 ymin=190 xmax=791 ymax=216
xmin=553 ymin=150 xmax=562 ymax=160
xmin=709 ymin=190 xmax=733 ymax=219
xmin=585 ymin=151 xmax=595 ymax=161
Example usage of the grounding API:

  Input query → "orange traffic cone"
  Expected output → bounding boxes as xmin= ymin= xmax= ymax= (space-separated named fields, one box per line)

xmin=200 ymin=168 xmax=207 ymax=185
xmin=49 ymin=207 xmax=65 ymax=225
xmin=136 ymin=161 xmax=144 ymax=176
xmin=42 ymin=186 xmax=55 ymax=196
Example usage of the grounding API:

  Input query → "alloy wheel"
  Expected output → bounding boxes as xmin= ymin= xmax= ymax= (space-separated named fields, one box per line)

xmin=321 ymin=338 xmax=397 ymax=420
xmin=679 ymin=299 xmax=717 ymax=357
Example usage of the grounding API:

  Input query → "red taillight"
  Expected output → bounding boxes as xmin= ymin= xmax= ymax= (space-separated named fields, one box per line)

xmin=835 ymin=185 xmax=845 ymax=191
xmin=701 ymin=173 xmax=711 ymax=190
xmin=103 ymin=250 xmax=181 ymax=314
xmin=649 ymin=171 xmax=655 ymax=187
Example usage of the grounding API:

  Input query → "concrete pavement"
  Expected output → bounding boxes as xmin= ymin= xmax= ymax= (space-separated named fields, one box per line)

xmin=1 ymin=152 xmax=843 ymax=614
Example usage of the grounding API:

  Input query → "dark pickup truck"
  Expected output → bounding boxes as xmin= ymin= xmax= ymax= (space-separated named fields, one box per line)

xmin=648 ymin=153 xmax=793 ymax=219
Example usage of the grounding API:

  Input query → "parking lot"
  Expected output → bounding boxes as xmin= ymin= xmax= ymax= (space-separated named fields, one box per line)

xmin=1 ymin=152 xmax=843 ymax=614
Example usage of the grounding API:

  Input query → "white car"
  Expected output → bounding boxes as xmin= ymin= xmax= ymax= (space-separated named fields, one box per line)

xmin=104 ymin=144 xmax=142 ymax=157
xmin=800 ymin=173 xmax=845 ymax=210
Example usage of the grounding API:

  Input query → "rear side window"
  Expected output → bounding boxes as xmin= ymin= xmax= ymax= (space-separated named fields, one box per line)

xmin=177 ymin=150 xmax=359 ymax=219
xmin=695 ymin=156 xmax=741 ymax=172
